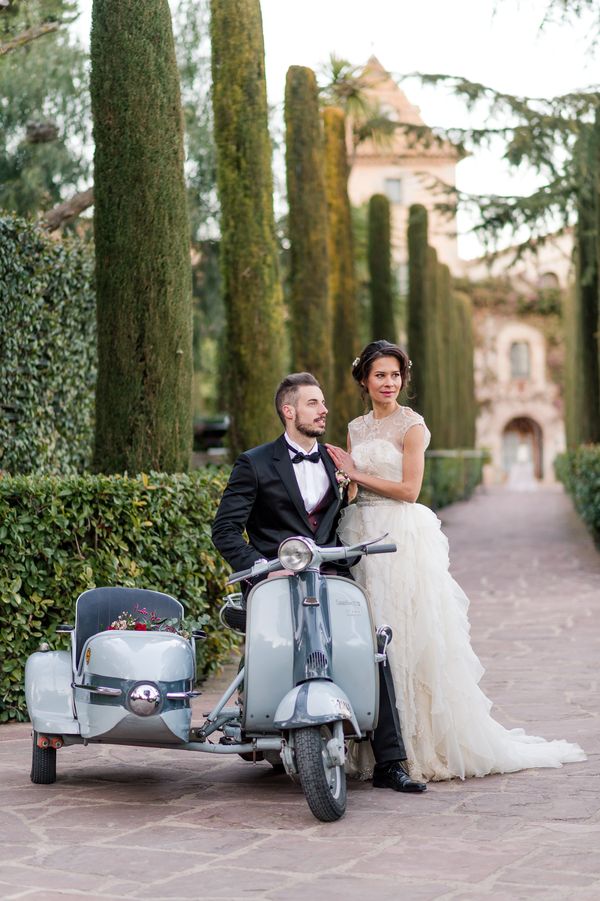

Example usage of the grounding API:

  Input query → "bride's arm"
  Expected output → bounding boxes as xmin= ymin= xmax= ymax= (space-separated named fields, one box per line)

xmin=326 ymin=425 xmax=425 ymax=503
xmin=346 ymin=432 xmax=358 ymax=502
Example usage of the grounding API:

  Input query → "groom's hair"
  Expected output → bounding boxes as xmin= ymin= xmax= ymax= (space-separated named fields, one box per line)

xmin=275 ymin=373 xmax=321 ymax=424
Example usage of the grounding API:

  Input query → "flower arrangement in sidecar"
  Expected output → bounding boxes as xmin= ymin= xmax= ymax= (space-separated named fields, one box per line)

xmin=25 ymin=586 xmax=206 ymax=784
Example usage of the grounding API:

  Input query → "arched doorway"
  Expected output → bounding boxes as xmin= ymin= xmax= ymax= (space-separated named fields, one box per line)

xmin=502 ymin=417 xmax=543 ymax=484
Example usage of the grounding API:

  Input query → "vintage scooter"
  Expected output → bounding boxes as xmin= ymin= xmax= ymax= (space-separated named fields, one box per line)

xmin=25 ymin=534 xmax=396 ymax=822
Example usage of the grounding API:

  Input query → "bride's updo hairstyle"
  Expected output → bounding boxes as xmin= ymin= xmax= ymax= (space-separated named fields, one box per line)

xmin=351 ymin=340 xmax=412 ymax=399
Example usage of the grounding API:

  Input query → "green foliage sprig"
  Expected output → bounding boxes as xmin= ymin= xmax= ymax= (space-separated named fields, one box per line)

xmin=0 ymin=214 xmax=95 ymax=475
xmin=0 ymin=468 xmax=236 ymax=722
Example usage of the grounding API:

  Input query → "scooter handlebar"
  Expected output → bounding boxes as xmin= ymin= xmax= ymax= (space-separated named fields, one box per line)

xmin=363 ymin=542 xmax=397 ymax=555
xmin=226 ymin=539 xmax=396 ymax=583
xmin=227 ymin=558 xmax=283 ymax=585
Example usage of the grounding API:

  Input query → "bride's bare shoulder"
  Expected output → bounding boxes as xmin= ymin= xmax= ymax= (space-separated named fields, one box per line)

xmin=396 ymin=406 xmax=425 ymax=423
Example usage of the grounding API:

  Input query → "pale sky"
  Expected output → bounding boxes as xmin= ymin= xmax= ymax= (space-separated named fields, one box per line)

xmin=74 ymin=0 xmax=598 ymax=258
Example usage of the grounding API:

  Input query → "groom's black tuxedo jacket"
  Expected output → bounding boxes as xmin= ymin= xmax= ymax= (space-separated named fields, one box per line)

xmin=211 ymin=434 xmax=346 ymax=573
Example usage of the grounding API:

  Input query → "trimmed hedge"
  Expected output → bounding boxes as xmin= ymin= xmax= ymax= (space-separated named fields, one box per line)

xmin=555 ymin=446 xmax=600 ymax=545
xmin=0 ymin=468 xmax=237 ymax=722
xmin=419 ymin=450 xmax=484 ymax=510
xmin=0 ymin=215 xmax=96 ymax=475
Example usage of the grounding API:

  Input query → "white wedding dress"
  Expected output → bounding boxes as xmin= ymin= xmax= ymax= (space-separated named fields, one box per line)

xmin=338 ymin=406 xmax=586 ymax=782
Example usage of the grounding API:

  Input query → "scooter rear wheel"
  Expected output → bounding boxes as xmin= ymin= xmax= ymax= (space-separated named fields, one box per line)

xmin=31 ymin=732 xmax=57 ymax=784
xmin=295 ymin=725 xmax=346 ymax=822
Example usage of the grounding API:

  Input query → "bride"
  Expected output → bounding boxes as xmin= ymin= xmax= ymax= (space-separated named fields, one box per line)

xmin=326 ymin=339 xmax=586 ymax=782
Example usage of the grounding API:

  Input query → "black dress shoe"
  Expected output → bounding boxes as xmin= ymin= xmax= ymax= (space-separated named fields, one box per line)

xmin=372 ymin=761 xmax=427 ymax=793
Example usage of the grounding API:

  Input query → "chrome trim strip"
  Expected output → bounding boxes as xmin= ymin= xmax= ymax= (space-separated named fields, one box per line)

xmin=72 ymin=682 xmax=122 ymax=697
xmin=165 ymin=690 xmax=201 ymax=699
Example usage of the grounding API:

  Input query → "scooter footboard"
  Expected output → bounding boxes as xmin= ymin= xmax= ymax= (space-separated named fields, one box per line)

xmin=273 ymin=681 xmax=361 ymax=737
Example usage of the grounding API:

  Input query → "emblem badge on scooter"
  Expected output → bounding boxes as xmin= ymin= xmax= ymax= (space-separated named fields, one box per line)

xmin=85 ymin=647 xmax=91 ymax=665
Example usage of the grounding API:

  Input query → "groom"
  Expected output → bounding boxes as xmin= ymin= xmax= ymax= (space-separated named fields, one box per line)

xmin=211 ymin=372 xmax=426 ymax=793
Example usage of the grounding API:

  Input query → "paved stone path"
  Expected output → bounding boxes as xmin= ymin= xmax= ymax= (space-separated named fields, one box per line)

xmin=1 ymin=486 xmax=598 ymax=900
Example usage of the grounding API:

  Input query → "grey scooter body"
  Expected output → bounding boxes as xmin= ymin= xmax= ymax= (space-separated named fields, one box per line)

xmin=244 ymin=570 xmax=379 ymax=738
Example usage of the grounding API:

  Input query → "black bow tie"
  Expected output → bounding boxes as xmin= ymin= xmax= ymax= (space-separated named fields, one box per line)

xmin=285 ymin=442 xmax=321 ymax=464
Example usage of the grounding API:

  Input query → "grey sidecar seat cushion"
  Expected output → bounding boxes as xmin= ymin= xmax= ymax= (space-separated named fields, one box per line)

xmin=74 ymin=586 xmax=184 ymax=668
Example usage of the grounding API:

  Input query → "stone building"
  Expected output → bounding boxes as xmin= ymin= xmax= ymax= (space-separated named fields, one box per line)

xmin=471 ymin=303 xmax=566 ymax=485
xmin=464 ymin=236 xmax=571 ymax=485
xmin=348 ymin=57 xmax=570 ymax=484
xmin=347 ymin=56 xmax=463 ymax=290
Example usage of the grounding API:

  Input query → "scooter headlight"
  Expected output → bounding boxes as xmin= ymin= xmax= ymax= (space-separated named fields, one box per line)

xmin=278 ymin=537 xmax=314 ymax=572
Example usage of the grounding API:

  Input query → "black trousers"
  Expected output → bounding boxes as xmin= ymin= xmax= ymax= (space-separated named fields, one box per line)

xmin=371 ymin=658 xmax=407 ymax=764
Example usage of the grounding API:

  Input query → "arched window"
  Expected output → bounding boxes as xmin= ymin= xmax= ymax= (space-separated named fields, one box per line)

xmin=510 ymin=341 xmax=530 ymax=378
xmin=538 ymin=271 xmax=560 ymax=290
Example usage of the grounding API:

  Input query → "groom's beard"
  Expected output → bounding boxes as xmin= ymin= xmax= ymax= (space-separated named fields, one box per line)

xmin=295 ymin=412 xmax=326 ymax=438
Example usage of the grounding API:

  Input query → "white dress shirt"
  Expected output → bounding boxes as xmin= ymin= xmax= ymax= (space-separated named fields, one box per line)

xmin=284 ymin=434 xmax=331 ymax=513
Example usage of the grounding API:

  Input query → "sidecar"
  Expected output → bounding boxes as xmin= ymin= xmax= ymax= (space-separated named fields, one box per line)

xmin=25 ymin=586 xmax=200 ymax=783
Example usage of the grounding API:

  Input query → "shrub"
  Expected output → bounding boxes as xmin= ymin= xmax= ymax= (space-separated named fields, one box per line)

xmin=0 ymin=468 xmax=237 ymax=722
xmin=555 ymin=446 xmax=600 ymax=545
xmin=0 ymin=215 xmax=95 ymax=475
xmin=419 ymin=451 xmax=484 ymax=510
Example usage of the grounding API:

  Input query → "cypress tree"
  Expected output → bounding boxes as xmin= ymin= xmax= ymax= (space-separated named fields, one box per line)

xmin=569 ymin=214 xmax=600 ymax=444
xmin=368 ymin=193 xmax=396 ymax=343
xmin=455 ymin=292 xmax=477 ymax=448
xmin=407 ymin=204 xmax=429 ymax=417
xmin=437 ymin=262 xmax=453 ymax=448
xmin=323 ymin=106 xmax=360 ymax=444
xmin=284 ymin=66 xmax=331 ymax=392
xmin=566 ymin=130 xmax=600 ymax=445
xmin=210 ymin=0 xmax=285 ymax=457
xmin=424 ymin=246 xmax=443 ymax=447
xmin=91 ymin=0 xmax=192 ymax=473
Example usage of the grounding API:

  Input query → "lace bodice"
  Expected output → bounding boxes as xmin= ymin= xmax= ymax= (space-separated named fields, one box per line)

xmin=348 ymin=406 xmax=430 ymax=505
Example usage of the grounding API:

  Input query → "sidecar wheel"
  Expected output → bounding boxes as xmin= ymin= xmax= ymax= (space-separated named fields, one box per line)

xmin=295 ymin=725 xmax=346 ymax=822
xmin=31 ymin=732 xmax=57 ymax=784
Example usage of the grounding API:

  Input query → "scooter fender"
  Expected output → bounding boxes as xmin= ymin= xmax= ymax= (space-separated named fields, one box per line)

xmin=25 ymin=650 xmax=79 ymax=735
xmin=273 ymin=680 xmax=361 ymax=737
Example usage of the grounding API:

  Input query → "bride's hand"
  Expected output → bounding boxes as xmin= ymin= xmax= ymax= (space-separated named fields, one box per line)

xmin=325 ymin=444 xmax=358 ymax=481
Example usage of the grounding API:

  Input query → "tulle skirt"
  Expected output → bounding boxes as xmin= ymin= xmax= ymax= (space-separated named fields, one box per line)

xmin=338 ymin=500 xmax=586 ymax=782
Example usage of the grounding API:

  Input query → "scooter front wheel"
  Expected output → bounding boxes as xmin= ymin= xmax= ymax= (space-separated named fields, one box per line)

xmin=295 ymin=725 xmax=346 ymax=822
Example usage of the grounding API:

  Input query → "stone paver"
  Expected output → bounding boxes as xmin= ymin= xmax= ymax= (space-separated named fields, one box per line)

xmin=0 ymin=486 xmax=598 ymax=900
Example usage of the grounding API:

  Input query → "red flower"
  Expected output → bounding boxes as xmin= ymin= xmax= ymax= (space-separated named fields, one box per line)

xmin=134 ymin=622 xmax=147 ymax=631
